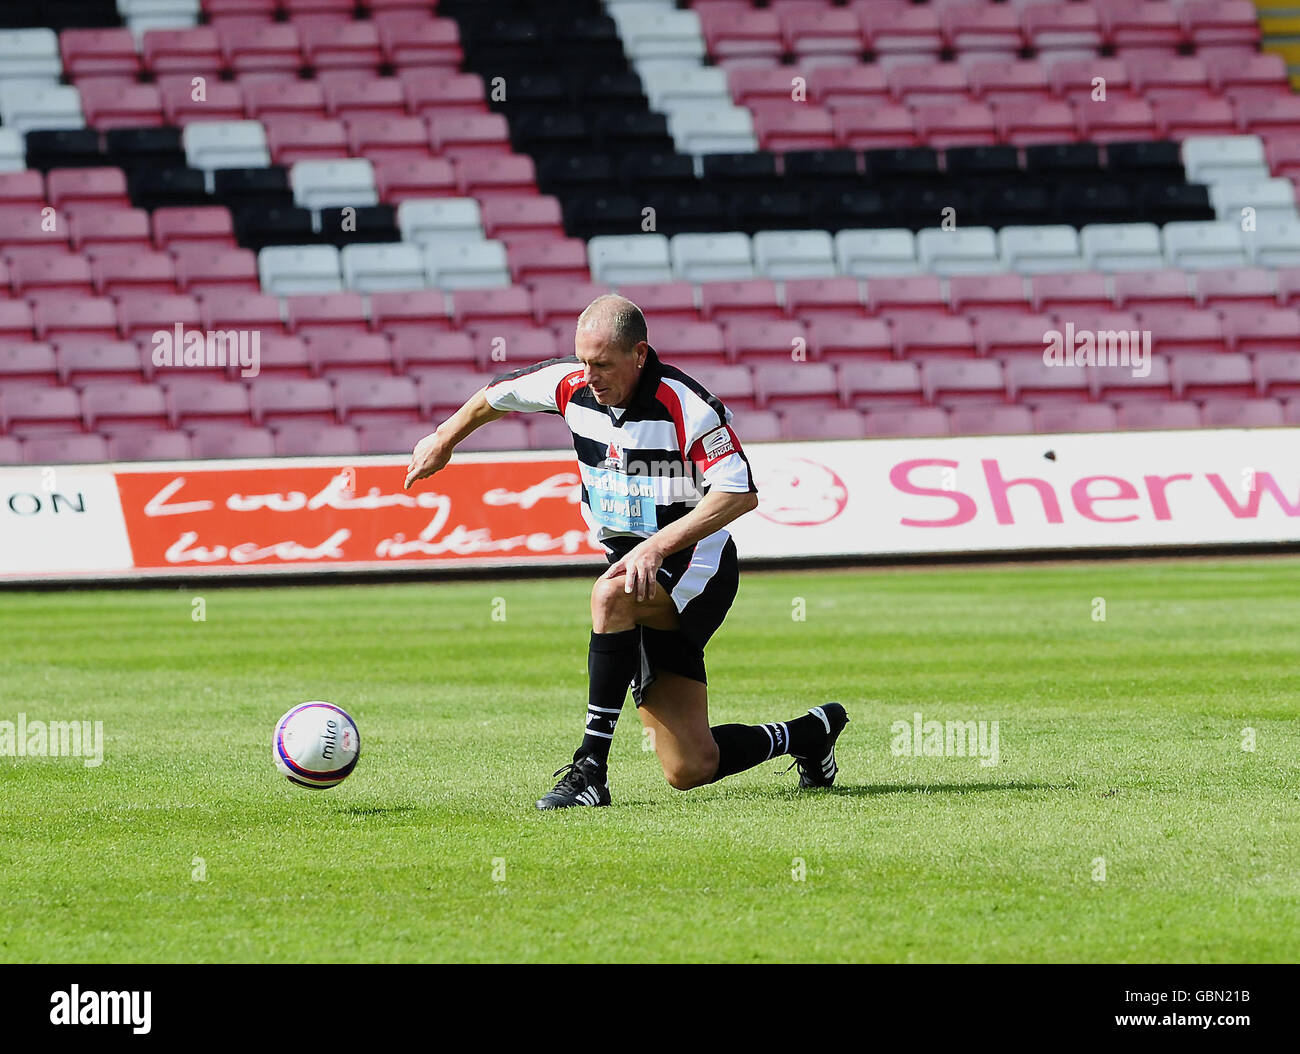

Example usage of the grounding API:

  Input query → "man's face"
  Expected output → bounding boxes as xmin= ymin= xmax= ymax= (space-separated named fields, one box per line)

xmin=575 ymin=329 xmax=646 ymax=407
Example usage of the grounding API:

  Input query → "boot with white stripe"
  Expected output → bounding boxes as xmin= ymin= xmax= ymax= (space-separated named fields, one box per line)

xmin=788 ymin=704 xmax=848 ymax=789
xmin=535 ymin=755 xmax=611 ymax=810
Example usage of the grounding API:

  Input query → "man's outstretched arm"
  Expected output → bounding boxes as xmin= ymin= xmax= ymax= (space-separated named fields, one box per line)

xmin=404 ymin=388 xmax=507 ymax=490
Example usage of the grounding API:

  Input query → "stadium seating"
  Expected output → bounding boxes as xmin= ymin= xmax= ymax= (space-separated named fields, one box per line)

xmin=1 ymin=0 xmax=1299 ymax=466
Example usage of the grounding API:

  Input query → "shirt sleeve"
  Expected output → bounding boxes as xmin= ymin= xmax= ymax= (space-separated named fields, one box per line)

xmin=483 ymin=357 xmax=583 ymax=414
xmin=678 ymin=389 xmax=756 ymax=495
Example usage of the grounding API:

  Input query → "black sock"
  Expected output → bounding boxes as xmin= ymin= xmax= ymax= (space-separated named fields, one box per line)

xmin=709 ymin=711 xmax=829 ymax=783
xmin=575 ymin=628 xmax=640 ymax=766
xmin=709 ymin=722 xmax=788 ymax=782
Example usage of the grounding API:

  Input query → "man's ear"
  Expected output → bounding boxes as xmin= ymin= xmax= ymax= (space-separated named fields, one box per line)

xmin=635 ymin=341 xmax=649 ymax=367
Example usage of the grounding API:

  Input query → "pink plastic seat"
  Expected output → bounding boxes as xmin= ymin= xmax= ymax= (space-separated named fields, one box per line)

xmin=682 ymin=364 xmax=757 ymax=412
xmin=526 ymin=414 xmax=575 ymax=451
xmin=1200 ymin=397 xmax=1284 ymax=428
xmin=1139 ymin=308 xmax=1227 ymax=356
xmin=251 ymin=377 xmax=338 ymax=427
xmin=391 ymin=331 xmax=475 ymax=372
xmin=949 ymin=273 xmax=1030 ymax=315
xmin=309 ymin=333 xmax=394 ymax=377
xmin=648 ymin=321 xmax=728 ymax=366
xmin=508 ymin=239 xmax=589 ymax=284
xmin=142 ymin=27 xmax=222 ymax=74
xmin=784 ymin=277 xmax=866 ymax=323
xmin=428 ymin=113 xmax=512 ymax=158
xmin=118 ymin=293 xmax=202 ymax=343
xmin=807 ymin=318 xmax=893 ymax=363
xmin=1223 ymin=308 xmax=1300 ymax=355
xmin=1113 ymin=270 xmax=1195 ymax=311
xmin=864 ymin=405 xmax=949 ymax=438
xmin=109 ymin=430 xmax=193 ymax=461
xmin=380 ymin=18 xmax=462 ymax=69
xmin=888 ymin=63 xmax=971 ymax=106
xmin=174 ymin=247 xmax=260 ymax=294
xmin=1033 ymin=403 xmax=1118 ymax=434
xmin=724 ymin=319 xmax=809 ymax=363
xmin=358 ymin=421 xmax=435 ymax=456
xmin=806 ymin=67 xmax=888 ymax=108
xmin=1102 ymin=1 xmax=1185 ymax=49
xmin=753 ymin=107 xmax=836 ymax=153
xmin=452 ymin=286 xmax=536 ymax=330
xmin=22 ymin=433 xmax=109 ymax=464
xmin=530 ymin=281 xmax=610 ymax=328
xmin=1031 ymin=272 xmax=1112 ymax=314
xmin=480 ymin=195 xmax=565 ymax=241
xmin=245 ymin=80 xmax=327 ymax=122
xmin=189 ymin=426 xmax=276 ymax=460
xmin=286 ymin=292 xmax=369 ymax=340
xmin=166 ymin=380 xmax=253 ymax=428
xmin=301 ymin=22 xmax=383 ymax=73
xmin=700 ymin=279 xmax=784 ymax=324
xmin=893 ymin=316 xmax=979 ymax=361
xmin=368 ymin=290 xmax=452 ymax=338
xmin=70 ymin=208 xmax=153 ymax=254
xmin=781 ymin=407 xmax=865 ymax=441
xmin=402 ymin=71 xmax=487 ymax=119
xmin=414 ymin=368 xmax=496 ymax=415
xmin=699 ymin=7 xmax=783 ymax=62
xmin=325 ymin=78 xmax=406 ymax=120
xmin=616 ymin=282 xmax=701 ymax=324
xmin=1022 ymin=4 xmax=1103 ymax=53
xmin=159 ymin=76 xmax=247 ymax=125
xmin=336 ymin=375 xmax=421 ymax=426
xmin=1005 ymin=357 xmax=1091 ymax=403
xmin=33 ymin=296 xmax=120 ymax=342
xmin=949 ymin=404 xmax=1034 ymax=436
xmin=60 ymin=28 xmax=141 ymax=79
xmin=839 ymin=359 xmax=923 ymax=409
xmin=56 ymin=340 xmax=145 ymax=385
xmin=941 ymin=4 xmax=1023 ymax=53
xmin=152 ymin=207 xmax=237 ymax=251
xmin=352 ymin=119 xmax=434 ymax=163
xmin=265 ymin=118 xmax=348 ymax=163
xmin=81 ymin=383 xmax=169 ymax=434
xmin=1171 ymin=353 xmax=1255 ymax=400
xmin=8 ymin=253 xmax=94 ymax=297
xmin=857 ymin=2 xmax=944 ymax=56
xmin=833 ymin=104 xmax=919 ymax=150
xmin=0 ymin=343 xmax=58 ymax=386
xmin=47 ymin=168 xmax=130 ymax=212
xmin=471 ymin=328 xmax=558 ymax=371
xmin=93 ymin=251 xmax=178 ymax=296
xmin=1115 ymin=401 xmax=1200 ymax=431
xmin=923 ymin=359 xmax=1005 ymax=405
xmin=753 ymin=362 xmax=839 ymax=410
xmin=1094 ymin=358 xmax=1174 ymax=402
xmin=782 ymin=8 xmax=863 ymax=60
xmin=866 ymin=275 xmax=945 ymax=318
xmin=78 ymin=81 xmax=165 ymax=129
xmin=218 ymin=23 xmax=302 ymax=76
xmin=455 ymin=154 xmax=537 ymax=199
xmin=0 ymin=170 xmax=45 ymax=208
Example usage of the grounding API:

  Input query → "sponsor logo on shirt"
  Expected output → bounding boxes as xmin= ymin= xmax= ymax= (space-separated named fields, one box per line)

xmin=700 ymin=426 xmax=735 ymax=463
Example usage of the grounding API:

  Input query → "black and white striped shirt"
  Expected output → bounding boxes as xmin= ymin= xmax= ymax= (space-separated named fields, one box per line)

xmin=484 ymin=346 xmax=756 ymax=547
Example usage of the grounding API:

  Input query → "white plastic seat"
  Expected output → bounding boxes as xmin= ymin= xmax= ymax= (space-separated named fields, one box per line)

xmin=667 ymin=105 xmax=757 ymax=155
xmin=116 ymin=0 xmax=202 ymax=32
xmin=1247 ymin=217 xmax=1300 ymax=268
xmin=1079 ymin=223 xmax=1165 ymax=272
xmin=588 ymin=234 xmax=673 ymax=285
xmin=182 ymin=120 xmax=270 ymax=171
xmin=669 ymin=232 xmax=755 ymax=282
xmin=0 ymin=30 xmax=62 ymax=82
xmin=257 ymin=245 xmax=343 ymax=296
xmin=998 ymin=225 xmax=1087 ymax=274
xmin=614 ymin=8 xmax=706 ymax=62
xmin=638 ymin=66 xmax=730 ymax=111
xmin=0 ymin=82 xmax=84 ymax=133
xmin=752 ymin=230 xmax=837 ymax=279
xmin=834 ymin=229 xmax=919 ymax=276
xmin=423 ymin=240 xmax=510 ymax=288
xmin=290 ymin=159 xmax=378 ymax=211
xmin=916 ymin=227 xmax=1002 ymax=274
xmin=397 ymin=198 xmax=483 ymax=244
xmin=1181 ymin=135 xmax=1269 ymax=185
xmin=0 ymin=128 xmax=26 ymax=172
xmin=1209 ymin=179 xmax=1298 ymax=226
xmin=341 ymin=244 xmax=427 ymax=292
xmin=1162 ymin=221 xmax=1249 ymax=270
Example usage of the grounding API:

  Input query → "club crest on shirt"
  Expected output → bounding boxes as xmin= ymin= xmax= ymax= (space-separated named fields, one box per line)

xmin=602 ymin=440 xmax=624 ymax=470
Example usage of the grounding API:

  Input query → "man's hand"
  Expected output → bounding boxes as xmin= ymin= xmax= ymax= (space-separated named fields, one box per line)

xmin=404 ymin=428 xmax=453 ymax=490
xmin=601 ymin=537 xmax=666 ymax=601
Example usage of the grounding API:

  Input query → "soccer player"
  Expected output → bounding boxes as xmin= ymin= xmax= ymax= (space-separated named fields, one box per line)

xmin=405 ymin=295 xmax=848 ymax=808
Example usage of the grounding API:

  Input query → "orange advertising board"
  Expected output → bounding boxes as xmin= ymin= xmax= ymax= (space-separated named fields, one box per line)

xmin=112 ymin=456 xmax=604 ymax=573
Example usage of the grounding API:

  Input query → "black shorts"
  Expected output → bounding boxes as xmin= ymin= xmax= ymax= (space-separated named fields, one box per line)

xmin=602 ymin=532 xmax=740 ymax=707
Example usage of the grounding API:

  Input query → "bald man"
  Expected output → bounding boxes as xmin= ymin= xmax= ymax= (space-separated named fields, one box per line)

xmin=405 ymin=295 xmax=848 ymax=808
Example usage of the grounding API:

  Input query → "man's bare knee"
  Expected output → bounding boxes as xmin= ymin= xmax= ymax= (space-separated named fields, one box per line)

xmin=662 ymin=748 xmax=719 ymax=791
xmin=591 ymin=576 xmax=635 ymax=632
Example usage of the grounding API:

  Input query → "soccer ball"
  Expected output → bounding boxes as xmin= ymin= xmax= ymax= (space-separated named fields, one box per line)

xmin=273 ymin=702 xmax=360 ymax=789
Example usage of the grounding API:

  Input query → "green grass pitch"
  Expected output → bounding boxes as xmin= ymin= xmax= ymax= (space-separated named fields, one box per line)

xmin=1 ymin=557 xmax=1297 ymax=963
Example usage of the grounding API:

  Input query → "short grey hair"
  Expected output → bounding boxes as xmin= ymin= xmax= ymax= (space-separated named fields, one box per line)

xmin=576 ymin=294 xmax=647 ymax=354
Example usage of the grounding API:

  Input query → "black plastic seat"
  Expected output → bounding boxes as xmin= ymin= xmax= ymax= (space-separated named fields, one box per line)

xmin=1138 ymin=182 xmax=1215 ymax=224
xmin=702 ymin=152 xmax=782 ymax=195
xmin=320 ymin=206 xmax=400 ymax=247
xmin=567 ymin=193 xmax=645 ymax=239
xmin=862 ymin=146 xmax=943 ymax=188
xmin=213 ymin=167 xmax=294 ymax=210
xmin=620 ymin=151 xmax=696 ymax=193
xmin=1107 ymin=140 xmax=1185 ymax=182
xmin=1054 ymin=182 xmax=1136 ymax=226
xmin=104 ymin=127 xmax=184 ymax=171
xmin=128 ymin=166 xmax=209 ymax=211
xmin=234 ymin=206 xmax=319 ymax=251
xmin=646 ymin=189 xmax=729 ymax=235
xmin=783 ymin=149 xmax=862 ymax=193
xmin=976 ymin=185 xmax=1052 ymax=228
xmin=730 ymin=190 xmax=809 ymax=234
xmin=812 ymin=188 xmax=889 ymax=231
xmin=24 ymin=129 xmax=104 ymax=171
xmin=1024 ymin=142 xmax=1103 ymax=180
xmin=537 ymin=151 xmax=617 ymax=194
